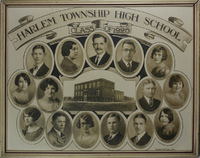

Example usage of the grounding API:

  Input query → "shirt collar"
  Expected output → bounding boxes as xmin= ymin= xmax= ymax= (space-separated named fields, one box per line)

xmin=144 ymin=96 xmax=153 ymax=104
xmin=122 ymin=58 xmax=132 ymax=67
xmin=137 ymin=131 xmax=146 ymax=141
xmin=54 ymin=128 xmax=61 ymax=136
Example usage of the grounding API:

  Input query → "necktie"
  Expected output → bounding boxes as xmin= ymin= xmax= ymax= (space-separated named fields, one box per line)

xmin=61 ymin=133 xmax=66 ymax=142
xmin=134 ymin=136 xmax=138 ymax=144
xmin=107 ymin=135 xmax=112 ymax=142
xmin=127 ymin=62 xmax=131 ymax=72
xmin=149 ymin=98 xmax=153 ymax=106
xmin=34 ymin=65 xmax=38 ymax=70
xmin=95 ymin=56 xmax=99 ymax=65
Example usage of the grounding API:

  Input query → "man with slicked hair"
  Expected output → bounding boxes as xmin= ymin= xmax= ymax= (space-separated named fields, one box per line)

xmin=131 ymin=113 xmax=151 ymax=146
xmin=138 ymin=79 xmax=161 ymax=112
xmin=90 ymin=33 xmax=110 ymax=66
xmin=103 ymin=113 xmax=124 ymax=145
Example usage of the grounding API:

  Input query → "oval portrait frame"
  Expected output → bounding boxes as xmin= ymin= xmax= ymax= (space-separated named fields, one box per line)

xmin=114 ymin=37 xmax=144 ymax=78
xmin=8 ymin=70 xmax=36 ymax=108
xmin=100 ymin=111 xmax=127 ymax=150
xmin=72 ymin=111 xmax=100 ymax=150
xmin=17 ymin=105 xmax=45 ymax=144
xmin=154 ymin=107 xmax=182 ymax=145
xmin=36 ymin=75 xmax=63 ymax=113
xmin=85 ymin=30 xmax=114 ymax=70
xmin=127 ymin=111 xmax=154 ymax=150
xmin=55 ymin=37 xmax=85 ymax=78
xmin=136 ymin=77 xmax=163 ymax=114
xmin=145 ymin=42 xmax=174 ymax=80
xmin=25 ymin=41 xmax=54 ymax=79
xmin=45 ymin=110 xmax=73 ymax=150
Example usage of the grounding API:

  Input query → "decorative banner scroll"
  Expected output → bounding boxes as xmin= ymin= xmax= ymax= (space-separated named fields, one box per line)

xmin=8 ymin=8 xmax=192 ymax=51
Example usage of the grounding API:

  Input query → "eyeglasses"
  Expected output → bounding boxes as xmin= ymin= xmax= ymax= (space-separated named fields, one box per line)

xmin=122 ymin=49 xmax=135 ymax=53
xmin=81 ymin=122 xmax=90 ymax=126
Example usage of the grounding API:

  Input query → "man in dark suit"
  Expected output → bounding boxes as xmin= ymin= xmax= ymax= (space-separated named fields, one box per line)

xmin=29 ymin=44 xmax=49 ymax=77
xmin=131 ymin=113 xmax=151 ymax=146
xmin=90 ymin=33 xmax=110 ymax=66
xmin=139 ymin=79 xmax=161 ymax=112
xmin=47 ymin=112 xmax=67 ymax=147
xmin=118 ymin=40 xmax=139 ymax=73
xmin=103 ymin=113 xmax=124 ymax=146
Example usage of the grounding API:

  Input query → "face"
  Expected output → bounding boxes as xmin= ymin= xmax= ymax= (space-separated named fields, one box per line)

xmin=68 ymin=44 xmax=78 ymax=60
xmin=153 ymin=51 xmax=162 ymax=64
xmin=171 ymin=81 xmax=183 ymax=93
xmin=93 ymin=37 xmax=107 ymax=55
xmin=44 ymin=84 xmax=56 ymax=98
xmin=134 ymin=118 xmax=146 ymax=135
xmin=18 ymin=77 xmax=28 ymax=91
xmin=142 ymin=83 xmax=156 ymax=98
xmin=107 ymin=117 xmax=120 ymax=134
xmin=80 ymin=118 xmax=91 ymax=133
xmin=122 ymin=43 xmax=135 ymax=62
xmin=32 ymin=48 xmax=45 ymax=65
xmin=160 ymin=111 xmax=170 ymax=126
xmin=53 ymin=116 xmax=66 ymax=132
xmin=24 ymin=114 xmax=34 ymax=126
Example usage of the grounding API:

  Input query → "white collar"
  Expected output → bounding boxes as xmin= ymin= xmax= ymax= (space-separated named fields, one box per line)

xmin=122 ymin=58 xmax=132 ymax=67
xmin=96 ymin=51 xmax=106 ymax=65
xmin=137 ymin=131 xmax=146 ymax=141
xmin=54 ymin=128 xmax=61 ymax=136
xmin=109 ymin=132 xmax=119 ymax=139
xmin=144 ymin=96 xmax=153 ymax=104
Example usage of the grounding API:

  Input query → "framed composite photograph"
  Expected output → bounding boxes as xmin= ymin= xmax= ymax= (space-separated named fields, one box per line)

xmin=0 ymin=0 xmax=199 ymax=157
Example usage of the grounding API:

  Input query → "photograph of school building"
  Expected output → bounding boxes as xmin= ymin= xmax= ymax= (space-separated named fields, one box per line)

xmin=74 ymin=78 xmax=124 ymax=102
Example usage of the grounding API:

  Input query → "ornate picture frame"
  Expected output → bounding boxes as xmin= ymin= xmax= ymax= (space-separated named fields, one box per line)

xmin=1 ymin=0 xmax=199 ymax=157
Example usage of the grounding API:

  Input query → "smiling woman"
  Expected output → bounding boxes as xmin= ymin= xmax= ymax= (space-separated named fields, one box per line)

xmin=12 ymin=73 xmax=31 ymax=105
xmin=38 ymin=78 xmax=60 ymax=112
xmin=22 ymin=107 xmax=43 ymax=141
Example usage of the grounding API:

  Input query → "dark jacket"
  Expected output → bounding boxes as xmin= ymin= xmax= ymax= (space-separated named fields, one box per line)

xmin=103 ymin=132 xmax=124 ymax=145
xmin=30 ymin=63 xmax=49 ymax=77
xmin=139 ymin=96 xmax=160 ymax=112
xmin=90 ymin=52 xmax=110 ymax=65
xmin=118 ymin=59 xmax=139 ymax=72
xmin=131 ymin=132 xmax=151 ymax=146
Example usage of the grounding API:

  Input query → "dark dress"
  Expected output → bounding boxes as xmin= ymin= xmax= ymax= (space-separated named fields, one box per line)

xmin=151 ymin=66 xmax=169 ymax=78
xmin=157 ymin=123 xmax=178 ymax=140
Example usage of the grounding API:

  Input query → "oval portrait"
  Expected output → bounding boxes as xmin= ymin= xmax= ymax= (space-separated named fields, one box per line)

xmin=136 ymin=77 xmax=163 ymax=113
xmin=9 ymin=71 xmax=36 ymax=107
xmin=73 ymin=111 xmax=99 ymax=149
xmin=46 ymin=111 xmax=72 ymax=149
xmin=145 ymin=43 xmax=174 ymax=80
xmin=114 ymin=37 xmax=144 ymax=77
xmin=101 ymin=112 xmax=126 ymax=149
xmin=127 ymin=112 xmax=154 ymax=149
xmin=163 ymin=72 xmax=191 ymax=108
xmin=55 ymin=37 xmax=84 ymax=77
xmin=18 ymin=105 xmax=45 ymax=143
xmin=25 ymin=41 xmax=54 ymax=79
xmin=37 ymin=76 xmax=63 ymax=113
xmin=85 ymin=31 xmax=113 ymax=69
xmin=154 ymin=107 xmax=180 ymax=143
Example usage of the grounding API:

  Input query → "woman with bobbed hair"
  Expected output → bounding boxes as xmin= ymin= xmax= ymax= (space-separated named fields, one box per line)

xmin=76 ymin=114 xmax=98 ymax=148
xmin=22 ymin=107 xmax=43 ymax=141
xmin=12 ymin=73 xmax=31 ymax=105
xmin=60 ymin=40 xmax=79 ymax=73
xmin=38 ymin=78 xmax=60 ymax=112
xmin=157 ymin=108 xmax=178 ymax=140
xmin=151 ymin=46 xmax=170 ymax=78
xmin=165 ymin=74 xmax=185 ymax=107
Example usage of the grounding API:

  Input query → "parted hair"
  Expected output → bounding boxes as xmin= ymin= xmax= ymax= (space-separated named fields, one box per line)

xmin=92 ymin=33 xmax=107 ymax=43
xmin=32 ymin=44 xmax=45 ymax=54
xmin=143 ymin=79 xmax=156 ymax=87
xmin=52 ymin=112 xmax=66 ymax=122
xmin=40 ymin=78 xmax=59 ymax=92
xmin=159 ymin=108 xmax=174 ymax=123
xmin=122 ymin=40 xmax=136 ymax=50
xmin=151 ymin=46 xmax=168 ymax=61
xmin=61 ymin=41 xmax=76 ymax=57
xmin=15 ymin=73 xmax=31 ymax=86
xmin=168 ymin=74 xmax=184 ymax=88
xmin=24 ymin=107 xmax=41 ymax=122
xmin=133 ymin=113 xmax=147 ymax=123
xmin=107 ymin=112 xmax=121 ymax=122
xmin=76 ymin=114 xmax=95 ymax=129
